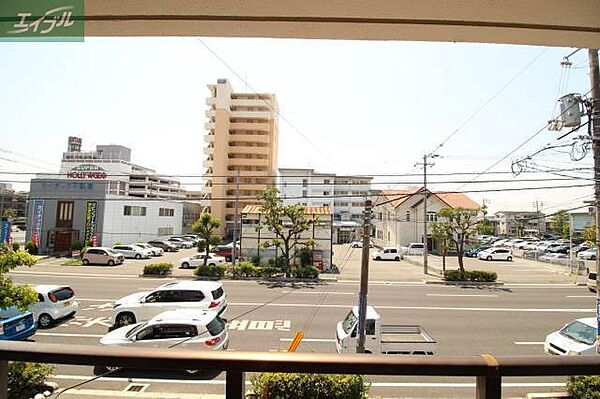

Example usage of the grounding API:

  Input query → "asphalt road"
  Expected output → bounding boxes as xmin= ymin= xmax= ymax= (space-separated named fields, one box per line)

xmin=8 ymin=245 xmax=597 ymax=399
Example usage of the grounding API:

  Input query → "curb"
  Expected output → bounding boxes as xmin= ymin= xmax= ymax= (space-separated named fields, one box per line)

xmin=424 ymin=280 xmax=504 ymax=286
xmin=140 ymin=273 xmax=337 ymax=283
xmin=526 ymin=393 xmax=569 ymax=399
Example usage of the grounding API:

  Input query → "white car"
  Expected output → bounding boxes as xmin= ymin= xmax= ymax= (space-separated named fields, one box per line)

xmin=477 ymin=248 xmax=512 ymax=261
xmin=544 ymin=317 xmax=598 ymax=356
xmin=29 ymin=285 xmax=78 ymax=328
xmin=134 ymin=243 xmax=164 ymax=256
xmin=180 ymin=253 xmax=226 ymax=269
xmin=112 ymin=244 xmax=152 ymax=259
xmin=168 ymin=237 xmax=194 ymax=249
xmin=578 ymin=247 xmax=598 ymax=260
xmin=400 ymin=243 xmax=425 ymax=255
xmin=100 ymin=309 xmax=229 ymax=372
xmin=371 ymin=247 xmax=402 ymax=261
xmin=110 ymin=281 xmax=228 ymax=328
xmin=492 ymin=239 xmax=509 ymax=247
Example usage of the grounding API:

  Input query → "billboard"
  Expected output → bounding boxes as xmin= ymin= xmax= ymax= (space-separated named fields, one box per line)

xmin=31 ymin=199 xmax=44 ymax=247
xmin=0 ymin=220 xmax=10 ymax=244
xmin=84 ymin=201 xmax=98 ymax=245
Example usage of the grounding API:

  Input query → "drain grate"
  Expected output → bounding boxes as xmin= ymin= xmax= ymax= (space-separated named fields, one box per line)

xmin=124 ymin=383 xmax=149 ymax=393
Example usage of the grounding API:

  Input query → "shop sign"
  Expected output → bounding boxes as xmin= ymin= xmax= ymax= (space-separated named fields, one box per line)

xmin=0 ymin=221 xmax=10 ymax=244
xmin=67 ymin=164 xmax=107 ymax=179
xmin=31 ymin=199 xmax=44 ymax=247
xmin=84 ymin=201 xmax=97 ymax=245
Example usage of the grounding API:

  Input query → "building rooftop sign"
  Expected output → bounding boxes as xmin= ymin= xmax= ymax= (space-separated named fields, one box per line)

xmin=66 ymin=164 xmax=107 ymax=179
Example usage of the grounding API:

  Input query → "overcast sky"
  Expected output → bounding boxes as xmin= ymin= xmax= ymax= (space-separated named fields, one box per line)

xmin=0 ymin=38 xmax=594 ymax=214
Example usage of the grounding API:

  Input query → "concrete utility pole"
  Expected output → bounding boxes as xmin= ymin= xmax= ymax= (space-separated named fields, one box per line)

xmin=357 ymin=199 xmax=372 ymax=353
xmin=588 ymin=48 xmax=600 ymax=354
xmin=232 ymin=169 xmax=240 ymax=267
xmin=416 ymin=154 xmax=438 ymax=275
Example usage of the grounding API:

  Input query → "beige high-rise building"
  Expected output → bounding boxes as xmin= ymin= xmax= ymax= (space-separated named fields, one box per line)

xmin=203 ymin=79 xmax=279 ymax=237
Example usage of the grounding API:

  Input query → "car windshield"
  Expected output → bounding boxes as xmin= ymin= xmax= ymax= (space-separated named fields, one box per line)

xmin=125 ymin=322 xmax=148 ymax=338
xmin=341 ymin=310 xmax=358 ymax=334
xmin=106 ymin=249 xmax=119 ymax=254
xmin=206 ymin=316 xmax=226 ymax=336
xmin=559 ymin=320 xmax=597 ymax=345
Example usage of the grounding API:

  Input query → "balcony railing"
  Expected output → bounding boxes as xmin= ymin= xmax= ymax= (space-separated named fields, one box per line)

xmin=0 ymin=341 xmax=599 ymax=399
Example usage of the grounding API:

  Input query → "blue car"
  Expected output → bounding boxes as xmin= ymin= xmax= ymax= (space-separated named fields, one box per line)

xmin=0 ymin=308 xmax=37 ymax=341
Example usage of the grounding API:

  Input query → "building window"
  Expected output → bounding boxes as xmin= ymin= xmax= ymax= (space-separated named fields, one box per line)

xmin=159 ymin=208 xmax=175 ymax=217
xmin=324 ymin=179 xmax=330 ymax=185
xmin=157 ymin=227 xmax=173 ymax=236
xmin=323 ymin=191 xmax=329 ymax=196
xmin=302 ymin=179 xmax=308 ymax=187
xmin=406 ymin=211 xmax=410 ymax=222
xmin=56 ymin=201 xmax=74 ymax=228
xmin=427 ymin=211 xmax=437 ymax=222
xmin=302 ymin=190 xmax=307 ymax=198
xmin=124 ymin=205 xmax=147 ymax=216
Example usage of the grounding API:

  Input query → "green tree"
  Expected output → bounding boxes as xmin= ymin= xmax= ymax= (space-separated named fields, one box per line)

xmin=2 ymin=208 xmax=16 ymax=220
xmin=0 ymin=245 xmax=38 ymax=310
xmin=582 ymin=224 xmax=596 ymax=242
xmin=550 ymin=210 xmax=569 ymax=238
xmin=476 ymin=219 xmax=495 ymax=236
xmin=192 ymin=213 xmax=222 ymax=267
xmin=436 ymin=207 xmax=481 ymax=273
xmin=430 ymin=222 xmax=451 ymax=274
xmin=256 ymin=188 xmax=317 ymax=278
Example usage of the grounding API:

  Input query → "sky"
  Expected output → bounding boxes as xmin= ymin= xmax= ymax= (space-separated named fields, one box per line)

xmin=0 ymin=37 xmax=594 ymax=215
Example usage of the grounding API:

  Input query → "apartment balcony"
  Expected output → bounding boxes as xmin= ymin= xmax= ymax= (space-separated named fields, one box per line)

xmin=203 ymin=159 xmax=214 ymax=168
xmin=203 ymin=146 xmax=214 ymax=155
xmin=231 ymin=98 xmax=270 ymax=107
xmin=201 ymin=186 xmax=212 ymax=195
xmin=205 ymin=109 xmax=215 ymax=118
xmin=205 ymin=97 xmax=216 ymax=106
xmin=205 ymin=121 xmax=215 ymax=130
xmin=228 ymin=158 xmax=267 ymax=167
xmin=228 ymin=145 xmax=269 ymax=155
xmin=228 ymin=132 xmax=270 ymax=143
xmin=230 ymin=110 xmax=271 ymax=120
xmin=229 ymin=122 xmax=269 ymax=132
xmin=204 ymin=134 xmax=215 ymax=143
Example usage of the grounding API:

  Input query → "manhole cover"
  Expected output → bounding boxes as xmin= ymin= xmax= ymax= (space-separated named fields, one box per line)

xmin=124 ymin=383 xmax=149 ymax=393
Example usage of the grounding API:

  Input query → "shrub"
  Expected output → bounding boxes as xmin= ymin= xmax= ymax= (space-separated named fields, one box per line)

xmin=24 ymin=241 xmax=38 ymax=255
xmin=250 ymin=373 xmax=369 ymax=399
xmin=251 ymin=254 xmax=261 ymax=266
xmin=299 ymin=248 xmax=312 ymax=266
xmin=8 ymin=361 xmax=55 ymax=399
xmin=239 ymin=261 xmax=257 ymax=277
xmin=143 ymin=262 xmax=173 ymax=276
xmin=444 ymin=270 xmax=497 ymax=282
xmin=62 ymin=259 xmax=83 ymax=266
xmin=292 ymin=266 xmax=320 ymax=279
xmin=566 ymin=376 xmax=600 ymax=399
xmin=194 ymin=264 xmax=226 ymax=278
xmin=71 ymin=240 xmax=83 ymax=251
xmin=11 ymin=242 xmax=19 ymax=251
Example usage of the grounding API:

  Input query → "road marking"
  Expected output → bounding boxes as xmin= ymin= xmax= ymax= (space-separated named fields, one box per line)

xmin=514 ymin=341 xmax=545 ymax=345
xmin=566 ymin=295 xmax=595 ymax=298
xmin=426 ymin=294 xmax=498 ymax=298
xmin=51 ymin=375 xmax=565 ymax=389
xmin=280 ymin=338 xmax=336 ymax=343
xmin=281 ymin=290 xmax=355 ymax=295
xmin=230 ymin=302 xmax=594 ymax=313
xmin=37 ymin=333 xmax=104 ymax=338
xmin=56 ymin=388 xmax=224 ymax=398
xmin=11 ymin=270 xmax=140 ymax=278
xmin=78 ymin=298 xmax=115 ymax=302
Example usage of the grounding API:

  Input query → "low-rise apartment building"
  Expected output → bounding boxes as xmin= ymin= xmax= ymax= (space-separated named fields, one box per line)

xmin=493 ymin=211 xmax=546 ymax=237
xmin=240 ymin=205 xmax=333 ymax=270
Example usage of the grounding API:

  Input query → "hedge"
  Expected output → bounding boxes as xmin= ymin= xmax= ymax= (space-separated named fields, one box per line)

xmin=567 ymin=376 xmax=600 ymax=399
xmin=250 ymin=373 xmax=369 ymax=399
xmin=194 ymin=264 xmax=226 ymax=278
xmin=8 ymin=362 xmax=54 ymax=399
xmin=11 ymin=242 xmax=19 ymax=251
xmin=238 ymin=261 xmax=282 ymax=278
xmin=24 ymin=241 xmax=38 ymax=255
xmin=444 ymin=270 xmax=497 ymax=282
xmin=292 ymin=266 xmax=320 ymax=279
xmin=143 ymin=262 xmax=173 ymax=276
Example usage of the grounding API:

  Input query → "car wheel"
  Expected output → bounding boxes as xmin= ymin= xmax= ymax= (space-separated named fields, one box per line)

xmin=115 ymin=312 xmax=136 ymax=327
xmin=107 ymin=260 xmax=115 ymax=266
xmin=394 ymin=256 xmax=400 ymax=261
xmin=182 ymin=262 xmax=190 ymax=269
xmin=209 ymin=263 xmax=216 ymax=267
xmin=507 ymin=256 xmax=513 ymax=261
xmin=486 ymin=256 xmax=492 ymax=261
xmin=82 ymin=259 xmax=89 ymax=265
xmin=135 ymin=254 xmax=141 ymax=259
xmin=375 ymin=256 xmax=381 ymax=261
xmin=38 ymin=313 xmax=53 ymax=328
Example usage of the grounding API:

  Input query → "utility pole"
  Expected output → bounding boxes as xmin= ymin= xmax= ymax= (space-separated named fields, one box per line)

xmin=588 ymin=48 xmax=600 ymax=354
xmin=416 ymin=154 xmax=438 ymax=275
xmin=232 ymin=169 xmax=240 ymax=267
xmin=534 ymin=200 xmax=544 ymax=237
xmin=357 ymin=199 xmax=372 ymax=353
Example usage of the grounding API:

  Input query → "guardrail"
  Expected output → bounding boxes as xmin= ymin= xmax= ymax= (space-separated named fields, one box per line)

xmin=0 ymin=342 xmax=599 ymax=399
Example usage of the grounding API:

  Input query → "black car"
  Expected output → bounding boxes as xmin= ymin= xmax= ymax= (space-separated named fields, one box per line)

xmin=465 ymin=246 xmax=490 ymax=258
xmin=147 ymin=240 xmax=178 ymax=252
xmin=547 ymin=245 xmax=570 ymax=254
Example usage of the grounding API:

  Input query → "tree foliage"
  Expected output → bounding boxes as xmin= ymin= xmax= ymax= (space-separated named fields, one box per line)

xmin=476 ymin=219 xmax=495 ymax=236
xmin=550 ymin=210 xmax=570 ymax=238
xmin=0 ymin=245 xmax=38 ymax=311
xmin=436 ymin=207 xmax=481 ymax=273
xmin=192 ymin=213 xmax=222 ymax=267
xmin=582 ymin=224 xmax=596 ymax=242
xmin=256 ymin=188 xmax=317 ymax=278
xmin=2 ymin=208 xmax=16 ymax=220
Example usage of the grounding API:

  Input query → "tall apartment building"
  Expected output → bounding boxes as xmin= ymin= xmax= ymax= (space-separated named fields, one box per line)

xmin=203 ymin=79 xmax=279 ymax=237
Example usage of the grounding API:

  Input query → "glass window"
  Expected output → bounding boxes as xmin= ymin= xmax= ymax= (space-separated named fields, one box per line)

xmin=52 ymin=287 xmax=74 ymax=301
xmin=135 ymin=325 xmax=156 ymax=341
xmin=560 ymin=321 xmax=596 ymax=345
xmin=145 ymin=290 xmax=177 ymax=303
xmin=37 ymin=293 xmax=44 ymax=302
xmin=341 ymin=310 xmax=358 ymax=334
xmin=154 ymin=324 xmax=198 ymax=339
xmin=206 ymin=316 xmax=226 ymax=336
xmin=211 ymin=287 xmax=224 ymax=300
xmin=180 ymin=290 xmax=205 ymax=302
xmin=366 ymin=320 xmax=376 ymax=335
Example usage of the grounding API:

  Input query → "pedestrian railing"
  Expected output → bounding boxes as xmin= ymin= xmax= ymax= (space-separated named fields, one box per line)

xmin=0 ymin=341 xmax=598 ymax=399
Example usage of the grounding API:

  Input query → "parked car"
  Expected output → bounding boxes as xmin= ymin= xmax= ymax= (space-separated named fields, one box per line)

xmin=492 ymin=239 xmax=509 ymax=247
xmin=82 ymin=247 xmax=124 ymax=266
xmin=400 ymin=243 xmax=425 ymax=255
xmin=182 ymin=235 xmax=201 ymax=244
xmin=100 ymin=309 xmax=229 ymax=373
xmin=547 ymin=245 xmax=570 ymax=254
xmin=578 ymin=247 xmax=597 ymax=260
xmin=372 ymin=247 xmax=402 ymax=261
xmin=147 ymin=240 xmax=178 ymax=252
xmin=586 ymin=266 xmax=596 ymax=293
xmin=465 ymin=246 xmax=491 ymax=258
xmin=110 ymin=281 xmax=228 ymax=328
xmin=180 ymin=253 xmax=226 ymax=269
xmin=477 ymin=248 xmax=512 ymax=261
xmin=0 ymin=308 xmax=37 ymax=340
xmin=29 ymin=285 xmax=78 ymax=328
xmin=167 ymin=237 xmax=194 ymax=249
xmin=350 ymin=241 xmax=373 ymax=248
xmin=113 ymin=244 xmax=153 ymax=259
xmin=134 ymin=243 xmax=164 ymax=257
xmin=544 ymin=317 xmax=597 ymax=356
xmin=211 ymin=245 xmax=237 ymax=262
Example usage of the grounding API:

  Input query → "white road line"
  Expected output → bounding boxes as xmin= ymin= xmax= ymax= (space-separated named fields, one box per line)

xmin=514 ymin=341 xmax=545 ymax=345
xmin=281 ymin=291 xmax=355 ymax=295
xmin=56 ymin=388 xmax=224 ymax=398
xmin=230 ymin=302 xmax=594 ymax=313
xmin=78 ymin=298 xmax=114 ymax=302
xmin=280 ymin=338 xmax=336 ymax=343
xmin=11 ymin=270 xmax=140 ymax=278
xmin=37 ymin=333 xmax=104 ymax=338
xmin=426 ymin=294 xmax=498 ymax=298
xmin=51 ymin=375 xmax=565 ymax=389
xmin=566 ymin=295 xmax=595 ymax=298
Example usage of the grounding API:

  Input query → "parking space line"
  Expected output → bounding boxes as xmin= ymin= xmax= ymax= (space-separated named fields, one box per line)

xmin=514 ymin=341 xmax=544 ymax=345
xmin=37 ymin=333 xmax=104 ymax=338
xmin=566 ymin=295 xmax=595 ymax=298
xmin=426 ymin=294 xmax=498 ymax=298
xmin=280 ymin=338 xmax=336 ymax=343
xmin=78 ymin=298 xmax=115 ymax=302
xmin=281 ymin=291 xmax=355 ymax=295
